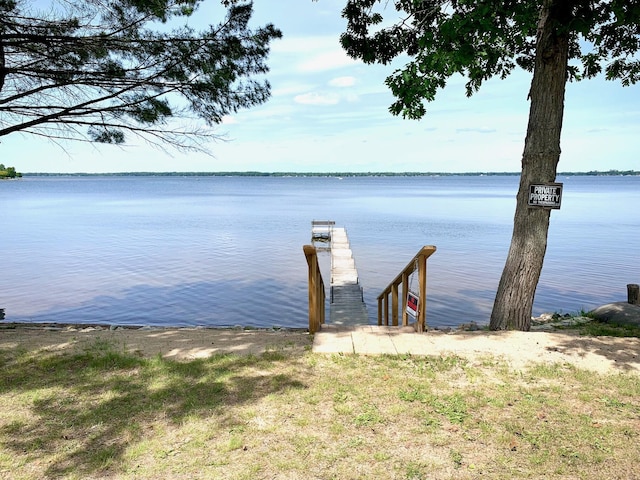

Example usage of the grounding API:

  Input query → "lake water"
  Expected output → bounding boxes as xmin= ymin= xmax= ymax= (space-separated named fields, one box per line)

xmin=1 ymin=175 xmax=638 ymax=329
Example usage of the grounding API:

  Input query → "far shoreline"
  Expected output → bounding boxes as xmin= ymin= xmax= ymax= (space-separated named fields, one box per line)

xmin=18 ymin=170 xmax=640 ymax=177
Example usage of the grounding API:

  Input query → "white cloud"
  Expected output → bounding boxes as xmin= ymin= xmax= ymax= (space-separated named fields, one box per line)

xmin=329 ymin=76 xmax=356 ymax=87
xmin=294 ymin=92 xmax=340 ymax=105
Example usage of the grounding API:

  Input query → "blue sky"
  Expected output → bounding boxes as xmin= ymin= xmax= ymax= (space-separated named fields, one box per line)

xmin=2 ymin=0 xmax=639 ymax=173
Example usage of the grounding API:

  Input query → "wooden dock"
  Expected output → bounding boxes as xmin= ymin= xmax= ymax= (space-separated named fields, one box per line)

xmin=305 ymin=222 xmax=436 ymax=334
xmin=329 ymin=227 xmax=369 ymax=325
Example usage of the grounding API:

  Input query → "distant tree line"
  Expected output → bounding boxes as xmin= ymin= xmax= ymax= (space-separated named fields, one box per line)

xmin=0 ymin=164 xmax=21 ymax=178
xmin=578 ymin=170 xmax=639 ymax=176
xmin=17 ymin=170 xmax=640 ymax=177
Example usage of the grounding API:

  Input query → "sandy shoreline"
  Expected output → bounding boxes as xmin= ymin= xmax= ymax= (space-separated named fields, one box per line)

xmin=0 ymin=323 xmax=313 ymax=359
xmin=1 ymin=322 xmax=639 ymax=375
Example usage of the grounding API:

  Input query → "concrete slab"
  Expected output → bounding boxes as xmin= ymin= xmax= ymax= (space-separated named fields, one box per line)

xmin=388 ymin=333 xmax=432 ymax=355
xmin=351 ymin=328 xmax=397 ymax=355
xmin=312 ymin=325 xmax=438 ymax=356
xmin=312 ymin=326 xmax=354 ymax=354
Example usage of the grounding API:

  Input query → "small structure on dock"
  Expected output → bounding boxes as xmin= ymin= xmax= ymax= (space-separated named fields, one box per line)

xmin=311 ymin=220 xmax=334 ymax=251
xmin=311 ymin=220 xmax=335 ymax=239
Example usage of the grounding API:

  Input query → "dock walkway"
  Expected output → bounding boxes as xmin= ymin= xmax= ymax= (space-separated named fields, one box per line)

xmin=329 ymin=227 xmax=368 ymax=326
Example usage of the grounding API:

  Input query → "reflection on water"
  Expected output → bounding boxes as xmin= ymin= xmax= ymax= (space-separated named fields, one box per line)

xmin=2 ymin=175 xmax=638 ymax=328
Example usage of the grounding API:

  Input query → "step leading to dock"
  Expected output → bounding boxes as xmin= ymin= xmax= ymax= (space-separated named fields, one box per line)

xmin=329 ymin=228 xmax=368 ymax=326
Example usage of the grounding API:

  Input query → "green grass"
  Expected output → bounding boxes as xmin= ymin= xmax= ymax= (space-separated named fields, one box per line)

xmin=1 ymin=340 xmax=639 ymax=479
xmin=576 ymin=320 xmax=640 ymax=337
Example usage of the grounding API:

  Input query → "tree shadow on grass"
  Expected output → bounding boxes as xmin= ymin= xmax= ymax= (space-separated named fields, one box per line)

xmin=548 ymin=332 xmax=640 ymax=373
xmin=0 ymin=344 xmax=308 ymax=478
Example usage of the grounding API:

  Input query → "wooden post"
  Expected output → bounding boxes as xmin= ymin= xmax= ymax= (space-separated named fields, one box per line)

xmin=401 ymin=271 xmax=409 ymax=326
xmin=383 ymin=294 xmax=389 ymax=326
xmin=628 ymin=284 xmax=639 ymax=305
xmin=377 ymin=297 xmax=382 ymax=325
xmin=304 ymin=245 xmax=322 ymax=334
xmin=308 ymin=247 xmax=318 ymax=333
xmin=417 ymin=252 xmax=427 ymax=332
xmin=391 ymin=282 xmax=399 ymax=326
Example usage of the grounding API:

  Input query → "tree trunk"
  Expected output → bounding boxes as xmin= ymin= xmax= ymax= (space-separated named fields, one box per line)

xmin=490 ymin=0 xmax=572 ymax=331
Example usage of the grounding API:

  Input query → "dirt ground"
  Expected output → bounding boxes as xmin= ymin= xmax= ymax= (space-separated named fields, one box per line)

xmin=1 ymin=323 xmax=639 ymax=375
xmin=0 ymin=324 xmax=314 ymax=359
xmin=408 ymin=328 xmax=640 ymax=374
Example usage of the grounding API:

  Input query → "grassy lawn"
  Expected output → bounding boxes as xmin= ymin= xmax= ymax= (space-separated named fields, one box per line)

xmin=1 ymin=335 xmax=639 ymax=479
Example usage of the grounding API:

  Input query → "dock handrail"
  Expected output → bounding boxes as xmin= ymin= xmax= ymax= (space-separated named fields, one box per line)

xmin=303 ymin=245 xmax=326 ymax=333
xmin=311 ymin=220 xmax=335 ymax=228
xmin=311 ymin=220 xmax=335 ymax=239
xmin=377 ymin=245 xmax=436 ymax=332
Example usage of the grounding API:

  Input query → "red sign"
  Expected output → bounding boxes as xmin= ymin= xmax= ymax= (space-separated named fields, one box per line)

xmin=406 ymin=292 xmax=419 ymax=317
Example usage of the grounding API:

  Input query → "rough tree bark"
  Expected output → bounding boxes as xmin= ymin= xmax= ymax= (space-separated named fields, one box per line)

xmin=490 ymin=0 xmax=572 ymax=331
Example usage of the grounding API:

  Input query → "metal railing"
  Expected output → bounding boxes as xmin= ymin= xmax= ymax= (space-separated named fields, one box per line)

xmin=303 ymin=245 xmax=326 ymax=333
xmin=377 ymin=246 xmax=436 ymax=332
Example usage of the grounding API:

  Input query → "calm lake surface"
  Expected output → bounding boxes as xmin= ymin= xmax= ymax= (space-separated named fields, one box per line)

xmin=2 ymin=175 xmax=638 ymax=328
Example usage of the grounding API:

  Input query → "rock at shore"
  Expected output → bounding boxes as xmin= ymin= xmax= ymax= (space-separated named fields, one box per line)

xmin=590 ymin=302 xmax=640 ymax=327
xmin=531 ymin=313 xmax=593 ymax=330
